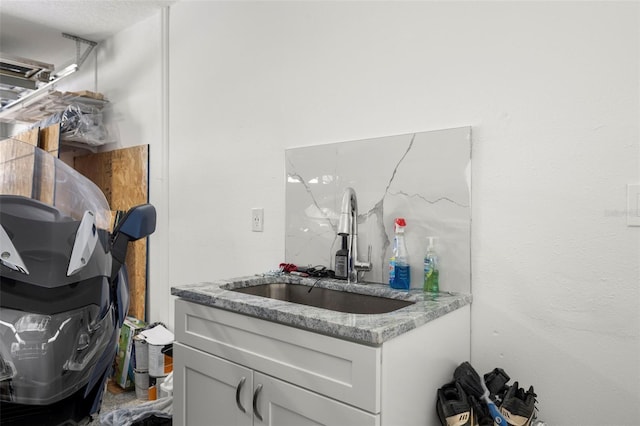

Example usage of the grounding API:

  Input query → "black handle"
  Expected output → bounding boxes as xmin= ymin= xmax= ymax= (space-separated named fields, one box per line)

xmin=253 ymin=383 xmax=263 ymax=422
xmin=235 ymin=377 xmax=246 ymax=413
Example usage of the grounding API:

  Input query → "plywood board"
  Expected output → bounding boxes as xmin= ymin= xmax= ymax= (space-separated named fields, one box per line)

xmin=39 ymin=124 xmax=60 ymax=157
xmin=31 ymin=151 xmax=56 ymax=205
xmin=29 ymin=124 xmax=61 ymax=205
xmin=13 ymin=128 xmax=39 ymax=147
xmin=1 ymin=130 xmax=57 ymax=204
xmin=0 ymin=139 xmax=35 ymax=198
xmin=69 ymin=90 xmax=105 ymax=100
xmin=74 ymin=145 xmax=149 ymax=321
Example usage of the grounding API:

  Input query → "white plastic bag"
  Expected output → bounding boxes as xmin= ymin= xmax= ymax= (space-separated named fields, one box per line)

xmin=99 ymin=395 xmax=172 ymax=426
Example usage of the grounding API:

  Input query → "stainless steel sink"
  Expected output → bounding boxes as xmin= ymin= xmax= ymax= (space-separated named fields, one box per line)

xmin=230 ymin=283 xmax=414 ymax=314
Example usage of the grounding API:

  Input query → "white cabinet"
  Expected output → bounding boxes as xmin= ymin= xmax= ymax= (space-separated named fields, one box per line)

xmin=174 ymin=343 xmax=378 ymax=426
xmin=174 ymin=299 xmax=470 ymax=426
xmin=253 ymin=372 xmax=378 ymax=426
xmin=174 ymin=343 xmax=252 ymax=426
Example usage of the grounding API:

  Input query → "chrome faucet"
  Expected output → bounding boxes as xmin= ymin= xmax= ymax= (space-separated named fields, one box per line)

xmin=337 ymin=187 xmax=372 ymax=283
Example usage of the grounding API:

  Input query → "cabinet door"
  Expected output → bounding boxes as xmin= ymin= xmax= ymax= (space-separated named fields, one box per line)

xmin=252 ymin=373 xmax=379 ymax=426
xmin=174 ymin=342 xmax=253 ymax=426
xmin=176 ymin=299 xmax=381 ymax=413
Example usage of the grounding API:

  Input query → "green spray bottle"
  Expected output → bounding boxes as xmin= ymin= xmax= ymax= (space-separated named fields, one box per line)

xmin=423 ymin=236 xmax=439 ymax=293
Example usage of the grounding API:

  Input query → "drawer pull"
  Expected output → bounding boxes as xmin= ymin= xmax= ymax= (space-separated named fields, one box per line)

xmin=253 ymin=383 xmax=264 ymax=421
xmin=235 ymin=377 xmax=247 ymax=413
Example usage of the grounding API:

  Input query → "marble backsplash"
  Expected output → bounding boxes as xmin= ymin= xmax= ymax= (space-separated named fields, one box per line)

xmin=285 ymin=127 xmax=471 ymax=293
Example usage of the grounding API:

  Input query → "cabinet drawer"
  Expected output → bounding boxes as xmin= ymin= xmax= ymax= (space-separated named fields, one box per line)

xmin=175 ymin=299 xmax=381 ymax=413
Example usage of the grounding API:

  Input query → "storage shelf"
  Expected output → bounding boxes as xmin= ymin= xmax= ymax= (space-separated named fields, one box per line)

xmin=0 ymin=90 xmax=107 ymax=124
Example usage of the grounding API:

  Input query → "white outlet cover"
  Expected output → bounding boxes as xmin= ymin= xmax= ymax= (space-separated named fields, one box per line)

xmin=627 ymin=184 xmax=640 ymax=226
xmin=252 ymin=208 xmax=264 ymax=232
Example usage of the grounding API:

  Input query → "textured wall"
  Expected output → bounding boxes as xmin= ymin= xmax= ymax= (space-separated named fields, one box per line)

xmin=166 ymin=2 xmax=639 ymax=424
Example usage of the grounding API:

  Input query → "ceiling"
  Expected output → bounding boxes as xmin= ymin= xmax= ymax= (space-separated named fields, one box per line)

xmin=0 ymin=0 xmax=175 ymax=70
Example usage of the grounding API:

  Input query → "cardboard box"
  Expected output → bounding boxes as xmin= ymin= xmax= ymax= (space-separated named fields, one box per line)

xmin=114 ymin=316 xmax=146 ymax=389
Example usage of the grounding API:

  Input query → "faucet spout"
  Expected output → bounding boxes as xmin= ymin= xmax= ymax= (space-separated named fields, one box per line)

xmin=338 ymin=187 xmax=356 ymax=236
xmin=336 ymin=187 xmax=371 ymax=283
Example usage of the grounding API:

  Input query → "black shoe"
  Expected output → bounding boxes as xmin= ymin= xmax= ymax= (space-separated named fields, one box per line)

xmin=483 ymin=367 xmax=510 ymax=403
xmin=468 ymin=394 xmax=493 ymax=426
xmin=498 ymin=382 xmax=537 ymax=426
xmin=453 ymin=362 xmax=485 ymax=400
xmin=437 ymin=381 xmax=473 ymax=426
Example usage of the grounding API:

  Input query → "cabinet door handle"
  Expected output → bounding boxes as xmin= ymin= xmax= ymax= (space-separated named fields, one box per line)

xmin=252 ymin=383 xmax=264 ymax=422
xmin=235 ymin=377 xmax=247 ymax=413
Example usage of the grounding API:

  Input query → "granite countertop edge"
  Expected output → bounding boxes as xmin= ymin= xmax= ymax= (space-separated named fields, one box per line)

xmin=171 ymin=274 xmax=472 ymax=346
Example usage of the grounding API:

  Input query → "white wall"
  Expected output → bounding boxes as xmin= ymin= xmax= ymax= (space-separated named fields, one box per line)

xmin=25 ymin=2 xmax=640 ymax=426
xmin=26 ymin=2 xmax=635 ymax=422
xmin=35 ymin=1 xmax=639 ymax=423
xmin=58 ymin=11 xmax=171 ymax=327
xmin=168 ymin=2 xmax=639 ymax=424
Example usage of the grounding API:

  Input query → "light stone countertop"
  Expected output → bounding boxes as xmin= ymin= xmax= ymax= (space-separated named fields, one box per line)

xmin=171 ymin=274 xmax=472 ymax=346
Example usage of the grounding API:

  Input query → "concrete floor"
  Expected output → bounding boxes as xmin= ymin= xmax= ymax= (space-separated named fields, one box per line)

xmin=86 ymin=381 xmax=142 ymax=425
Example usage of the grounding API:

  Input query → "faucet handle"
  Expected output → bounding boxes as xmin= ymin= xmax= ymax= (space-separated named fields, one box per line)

xmin=355 ymin=245 xmax=372 ymax=272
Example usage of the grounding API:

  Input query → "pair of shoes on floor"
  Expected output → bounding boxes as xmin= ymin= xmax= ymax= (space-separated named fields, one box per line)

xmin=436 ymin=381 xmax=474 ymax=426
xmin=498 ymin=382 xmax=537 ymax=426
xmin=436 ymin=362 xmax=537 ymax=426
xmin=435 ymin=381 xmax=494 ymax=426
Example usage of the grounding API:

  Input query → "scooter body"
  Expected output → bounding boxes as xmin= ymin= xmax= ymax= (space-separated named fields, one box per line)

xmin=0 ymin=138 xmax=156 ymax=425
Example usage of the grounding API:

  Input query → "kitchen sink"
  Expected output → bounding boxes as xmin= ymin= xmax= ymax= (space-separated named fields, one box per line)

xmin=229 ymin=282 xmax=414 ymax=314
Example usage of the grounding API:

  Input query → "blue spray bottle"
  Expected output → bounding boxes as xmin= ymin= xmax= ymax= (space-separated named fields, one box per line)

xmin=390 ymin=218 xmax=410 ymax=290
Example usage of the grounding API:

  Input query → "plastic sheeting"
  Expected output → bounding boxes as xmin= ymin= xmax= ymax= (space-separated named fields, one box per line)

xmin=99 ymin=396 xmax=172 ymax=426
xmin=31 ymin=103 xmax=113 ymax=147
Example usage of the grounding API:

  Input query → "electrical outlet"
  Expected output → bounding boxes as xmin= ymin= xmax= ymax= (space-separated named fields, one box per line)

xmin=627 ymin=184 xmax=640 ymax=227
xmin=252 ymin=208 xmax=264 ymax=232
